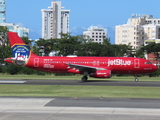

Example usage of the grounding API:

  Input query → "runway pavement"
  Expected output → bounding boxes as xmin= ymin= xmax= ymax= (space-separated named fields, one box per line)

xmin=0 ymin=80 xmax=160 ymax=119
xmin=0 ymin=79 xmax=160 ymax=87
xmin=0 ymin=97 xmax=160 ymax=120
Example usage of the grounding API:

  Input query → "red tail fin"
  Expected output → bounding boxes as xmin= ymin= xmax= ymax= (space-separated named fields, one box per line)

xmin=8 ymin=32 xmax=26 ymax=47
xmin=8 ymin=32 xmax=37 ymax=58
xmin=5 ymin=32 xmax=37 ymax=66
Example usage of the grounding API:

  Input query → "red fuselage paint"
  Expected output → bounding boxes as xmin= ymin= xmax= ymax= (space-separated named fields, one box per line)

xmin=5 ymin=56 xmax=157 ymax=74
xmin=4 ymin=32 xmax=158 ymax=80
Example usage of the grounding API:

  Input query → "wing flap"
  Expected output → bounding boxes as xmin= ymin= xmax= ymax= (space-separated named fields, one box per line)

xmin=66 ymin=63 xmax=107 ymax=72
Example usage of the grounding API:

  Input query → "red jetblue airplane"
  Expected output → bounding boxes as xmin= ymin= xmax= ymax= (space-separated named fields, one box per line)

xmin=4 ymin=32 xmax=158 ymax=82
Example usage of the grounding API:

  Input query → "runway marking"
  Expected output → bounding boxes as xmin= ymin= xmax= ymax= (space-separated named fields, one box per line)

xmin=0 ymin=81 xmax=26 ymax=84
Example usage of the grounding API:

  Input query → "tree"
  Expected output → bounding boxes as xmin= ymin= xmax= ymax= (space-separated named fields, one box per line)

xmin=0 ymin=26 xmax=9 ymax=46
xmin=0 ymin=26 xmax=11 ymax=64
xmin=21 ymin=37 xmax=32 ymax=47
xmin=135 ymin=49 xmax=145 ymax=58
xmin=57 ymin=33 xmax=81 ymax=56
xmin=141 ymin=43 xmax=160 ymax=66
xmin=34 ymin=38 xmax=58 ymax=56
xmin=103 ymin=38 xmax=111 ymax=46
xmin=110 ymin=44 xmax=129 ymax=57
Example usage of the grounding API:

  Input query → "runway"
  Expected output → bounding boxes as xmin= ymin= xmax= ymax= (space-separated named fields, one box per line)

xmin=0 ymin=80 xmax=160 ymax=119
xmin=0 ymin=97 xmax=160 ymax=120
xmin=0 ymin=79 xmax=160 ymax=87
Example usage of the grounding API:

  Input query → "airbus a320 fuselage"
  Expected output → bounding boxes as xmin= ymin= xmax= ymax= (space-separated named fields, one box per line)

xmin=4 ymin=32 xmax=158 ymax=82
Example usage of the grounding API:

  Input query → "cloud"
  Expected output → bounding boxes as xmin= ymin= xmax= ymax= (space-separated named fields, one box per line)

xmin=15 ymin=22 xmax=25 ymax=27
xmin=70 ymin=27 xmax=86 ymax=36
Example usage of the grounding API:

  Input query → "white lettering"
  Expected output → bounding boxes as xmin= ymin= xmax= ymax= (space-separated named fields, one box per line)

xmin=108 ymin=59 xmax=131 ymax=66
xmin=44 ymin=64 xmax=54 ymax=68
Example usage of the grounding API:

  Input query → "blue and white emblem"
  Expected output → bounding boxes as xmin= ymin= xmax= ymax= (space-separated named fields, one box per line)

xmin=12 ymin=45 xmax=30 ymax=66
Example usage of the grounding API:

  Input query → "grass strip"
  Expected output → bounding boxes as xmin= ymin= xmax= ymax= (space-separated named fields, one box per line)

xmin=0 ymin=75 xmax=159 ymax=81
xmin=0 ymin=85 xmax=160 ymax=98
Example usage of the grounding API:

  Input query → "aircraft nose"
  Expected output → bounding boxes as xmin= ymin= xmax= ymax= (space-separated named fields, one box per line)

xmin=153 ymin=65 xmax=158 ymax=72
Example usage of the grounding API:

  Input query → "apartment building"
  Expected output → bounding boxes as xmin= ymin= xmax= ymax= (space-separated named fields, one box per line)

xmin=116 ymin=14 xmax=160 ymax=50
xmin=0 ymin=23 xmax=29 ymax=37
xmin=83 ymin=26 xmax=107 ymax=44
xmin=0 ymin=0 xmax=6 ymax=23
xmin=41 ymin=1 xmax=70 ymax=39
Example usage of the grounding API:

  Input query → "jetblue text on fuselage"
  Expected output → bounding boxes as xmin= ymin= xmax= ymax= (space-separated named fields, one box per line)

xmin=108 ymin=59 xmax=131 ymax=66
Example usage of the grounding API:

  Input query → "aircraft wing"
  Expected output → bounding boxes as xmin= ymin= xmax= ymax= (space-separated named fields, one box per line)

xmin=66 ymin=63 xmax=107 ymax=72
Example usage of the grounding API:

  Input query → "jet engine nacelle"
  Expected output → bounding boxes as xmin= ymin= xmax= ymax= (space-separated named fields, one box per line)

xmin=90 ymin=70 xmax=111 ymax=78
xmin=68 ymin=68 xmax=81 ymax=74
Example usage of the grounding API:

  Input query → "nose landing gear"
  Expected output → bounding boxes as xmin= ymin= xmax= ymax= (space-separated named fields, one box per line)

xmin=134 ymin=74 xmax=139 ymax=82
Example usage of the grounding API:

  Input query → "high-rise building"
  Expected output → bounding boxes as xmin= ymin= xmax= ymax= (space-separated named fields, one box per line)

xmin=0 ymin=23 xmax=29 ymax=37
xmin=83 ymin=26 xmax=107 ymax=44
xmin=115 ymin=14 xmax=160 ymax=50
xmin=0 ymin=0 xmax=6 ymax=23
xmin=41 ymin=1 xmax=70 ymax=39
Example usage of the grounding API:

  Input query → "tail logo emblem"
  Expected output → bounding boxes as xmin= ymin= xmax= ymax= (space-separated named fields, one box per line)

xmin=12 ymin=45 xmax=30 ymax=66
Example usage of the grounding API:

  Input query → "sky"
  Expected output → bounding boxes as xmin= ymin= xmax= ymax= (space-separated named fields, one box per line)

xmin=6 ymin=0 xmax=160 ymax=44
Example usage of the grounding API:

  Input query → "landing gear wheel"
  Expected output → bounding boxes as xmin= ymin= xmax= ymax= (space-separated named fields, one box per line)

xmin=135 ymin=78 xmax=139 ymax=82
xmin=134 ymin=74 xmax=139 ymax=82
xmin=81 ymin=76 xmax=88 ymax=82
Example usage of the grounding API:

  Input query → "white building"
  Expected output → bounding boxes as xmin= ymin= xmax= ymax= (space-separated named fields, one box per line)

xmin=0 ymin=0 xmax=6 ymax=23
xmin=83 ymin=26 xmax=107 ymax=44
xmin=115 ymin=14 xmax=160 ymax=49
xmin=41 ymin=1 xmax=70 ymax=39
xmin=0 ymin=23 xmax=29 ymax=37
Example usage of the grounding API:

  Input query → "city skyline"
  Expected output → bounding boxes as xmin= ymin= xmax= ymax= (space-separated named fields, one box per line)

xmin=6 ymin=0 xmax=160 ymax=44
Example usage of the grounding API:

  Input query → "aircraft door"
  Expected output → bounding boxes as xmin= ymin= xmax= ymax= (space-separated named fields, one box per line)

xmin=134 ymin=59 xmax=140 ymax=68
xmin=34 ymin=58 xmax=39 ymax=67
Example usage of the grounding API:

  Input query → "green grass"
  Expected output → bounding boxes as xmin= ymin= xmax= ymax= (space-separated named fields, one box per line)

xmin=0 ymin=74 xmax=159 ymax=81
xmin=0 ymin=85 xmax=160 ymax=98
xmin=0 ymin=75 xmax=159 ymax=98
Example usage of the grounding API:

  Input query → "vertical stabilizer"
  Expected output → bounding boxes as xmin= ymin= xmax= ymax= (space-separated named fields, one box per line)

xmin=5 ymin=32 xmax=37 ymax=66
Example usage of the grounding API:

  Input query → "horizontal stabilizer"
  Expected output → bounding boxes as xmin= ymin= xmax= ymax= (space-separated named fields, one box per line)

xmin=4 ymin=57 xmax=26 ymax=66
xmin=5 ymin=58 xmax=25 ymax=62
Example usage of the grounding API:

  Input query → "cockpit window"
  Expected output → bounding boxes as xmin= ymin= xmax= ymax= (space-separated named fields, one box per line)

xmin=144 ymin=62 xmax=152 ymax=64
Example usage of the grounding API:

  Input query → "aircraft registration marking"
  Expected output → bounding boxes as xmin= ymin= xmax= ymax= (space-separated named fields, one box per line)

xmin=43 ymin=59 xmax=54 ymax=68
xmin=44 ymin=64 xmax=54 ymax=68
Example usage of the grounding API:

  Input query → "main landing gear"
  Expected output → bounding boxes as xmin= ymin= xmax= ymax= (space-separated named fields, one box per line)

xmin=81 ymin=76 xmax=88 ymax=82
xmin=81 ymin=71 xmax=88 ymax=82
xmin=134 ymin=74 xmax=139 ymax=82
